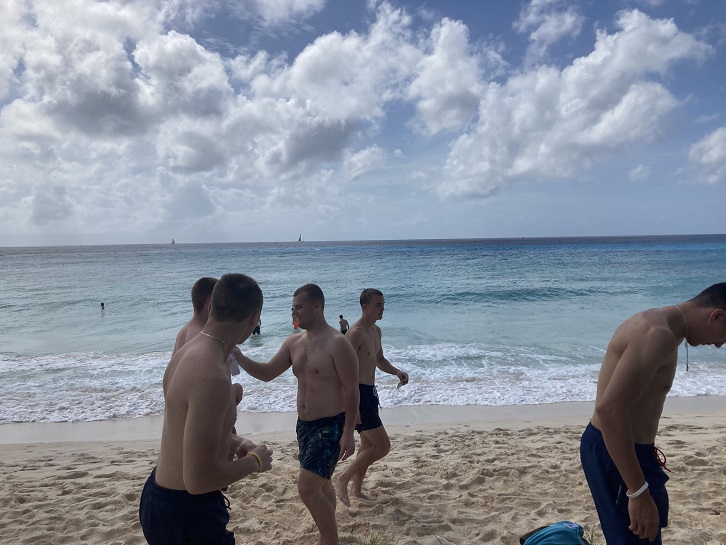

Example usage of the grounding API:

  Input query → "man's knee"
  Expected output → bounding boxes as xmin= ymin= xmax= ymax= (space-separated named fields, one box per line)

xmin=298 ymin=470 xmax=324 ymax=502
xmin=377 ymin=437 xmax=391 ymax=458
xmin=364 ymin=429 xmax=390 ymax=458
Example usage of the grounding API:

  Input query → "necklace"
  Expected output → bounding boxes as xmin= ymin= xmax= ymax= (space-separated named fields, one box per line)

xmin=200 ymin=330 xmax=226 ymax=351
xmin=674 ymin=305 xmax=689 ymax=372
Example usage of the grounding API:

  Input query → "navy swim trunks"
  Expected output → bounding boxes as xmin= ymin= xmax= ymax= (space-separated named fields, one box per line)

xmin=580 ymin=422 xmax=669 ymax=545
xmin=296 ymin=412 xmax=345 ymax=479
xmin=139 ymin=468 xmax=234 ymax=545
xmin=355 ymin=384 xmax=383 ymax=433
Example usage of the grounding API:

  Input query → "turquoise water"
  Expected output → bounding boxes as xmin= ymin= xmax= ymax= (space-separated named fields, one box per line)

xmin=1 ymin=236 xmax=725 ymax=423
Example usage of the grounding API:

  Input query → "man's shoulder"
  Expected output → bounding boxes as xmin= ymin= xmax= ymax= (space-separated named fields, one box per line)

xmin=175 ymin=347 xmax=230 ymax=387
xmin=623 ymin=308 xmax=674 ymax=339
xmin=611 ymin=308 xmax=679 ymax=361
xmin=345 ymin=323 xmax=367 ymax=341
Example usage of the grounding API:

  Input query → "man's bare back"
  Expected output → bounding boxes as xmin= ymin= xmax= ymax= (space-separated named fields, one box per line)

xmin=591 ymin=307 xmax=679 ymax=443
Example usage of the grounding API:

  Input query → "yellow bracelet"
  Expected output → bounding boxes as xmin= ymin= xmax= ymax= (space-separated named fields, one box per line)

xmin=249 ymin=452 xmax=262 ymax=473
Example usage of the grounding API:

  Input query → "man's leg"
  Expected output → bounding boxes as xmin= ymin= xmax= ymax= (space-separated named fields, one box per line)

xmin=298 ymin=469 xmax=339 ymax=545
xmin=335 ymin=426 xmax=390 ymax=505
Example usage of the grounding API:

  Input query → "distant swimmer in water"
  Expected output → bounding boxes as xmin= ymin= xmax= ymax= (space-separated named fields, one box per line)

xmin=339 ymin=315 xmax=349 ymax=335
xmin=101 ymin=302 xmax=105 ymax=309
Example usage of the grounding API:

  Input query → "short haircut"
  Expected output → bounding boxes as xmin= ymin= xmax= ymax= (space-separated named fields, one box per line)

xmin=191 ymin=277 xmax=218 ymax=313
xmin=210 ymin=274 xmax=263 ymax=322
xmin=360 ymin=288 xmax=383 ymax=307
xmin=294 ymin=283 xmax=325 ymax=309
xmin=690 ymin=282 xmax=726 ymax=309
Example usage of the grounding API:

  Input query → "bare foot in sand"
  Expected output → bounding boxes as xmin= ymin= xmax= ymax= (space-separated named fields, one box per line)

xmin=351 ymin=489 xmax=372 ymax=501
xmin=333 ymin=477 xmax=350 ymax=507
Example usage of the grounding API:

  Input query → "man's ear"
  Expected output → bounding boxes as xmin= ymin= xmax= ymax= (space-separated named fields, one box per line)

xmin=710 ymin=308 xmax=726 ymax=322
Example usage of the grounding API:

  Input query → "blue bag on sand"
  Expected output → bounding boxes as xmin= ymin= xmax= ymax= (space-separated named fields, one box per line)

xmin=520 ymin=521 xmax=591 ymax=545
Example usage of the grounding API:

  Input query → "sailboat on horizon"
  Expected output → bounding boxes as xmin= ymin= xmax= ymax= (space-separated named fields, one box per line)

xmin=298 ymin=234 xmax=303 ymax=242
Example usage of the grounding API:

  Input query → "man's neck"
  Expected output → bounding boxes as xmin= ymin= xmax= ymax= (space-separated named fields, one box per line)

xmin=359 ymin=314 xmax=378 ymax=327
xmin=302 ymin=319 xmax=328 ymax=337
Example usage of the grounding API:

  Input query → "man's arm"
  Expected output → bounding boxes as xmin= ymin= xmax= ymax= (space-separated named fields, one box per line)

xmin=182 ymin=373 xmax=272 ymax=494
xmin=235 ymin=339 xmax=294 ymax=382
xmin=333 ymin=337 xmax=360 ymax=461
xmin=374 ymin=327 xmax=409 ymax=385
xmin=594 ymin=326 xmax=674 ymax=541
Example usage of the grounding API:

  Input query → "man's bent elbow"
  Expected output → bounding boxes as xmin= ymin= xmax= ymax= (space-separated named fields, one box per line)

xmin=594 ymin=400 xmax=623 ymax=430
xmin=183 ymin=470 xmax=215 ymax=495
xmin=185 ymin=479 xmax=214 ymax=495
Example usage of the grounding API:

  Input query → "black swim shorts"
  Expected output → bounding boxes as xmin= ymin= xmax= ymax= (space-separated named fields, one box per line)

xmin=296 ymin=412 xmax=345 ymax=479
xmin=355 ymin=383 xmax=383 ymax=433
xmin=139 ymin=468 xmax=234 ymax=545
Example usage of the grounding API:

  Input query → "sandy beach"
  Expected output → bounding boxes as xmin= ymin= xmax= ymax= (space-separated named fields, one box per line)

xmin=1 ymin=397 xmax=725 ymax=545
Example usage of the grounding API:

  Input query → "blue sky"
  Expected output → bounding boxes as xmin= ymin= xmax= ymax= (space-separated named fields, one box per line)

xmin=0 ymin=0 xmax=724 ymax=246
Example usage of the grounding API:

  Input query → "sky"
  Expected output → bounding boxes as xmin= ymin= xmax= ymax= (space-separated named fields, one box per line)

xmin=0 ymin=0 xmax=725 ymax=246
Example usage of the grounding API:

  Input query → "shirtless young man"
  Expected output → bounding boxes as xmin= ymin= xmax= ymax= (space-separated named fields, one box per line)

xmin=173 ymin=276 xmax=217 ymax=354
xmin=581 ymin=283 xmax=726 ymax=544
xmin=173 ymin=276 xmax=243 ymax=405
xmin=140 ymin=274 xmax=273 ymax=545
xmin=236 ymin=284 xmax=359 ymax=545
xmin=334 ymin=288 xmax=409 ymax=506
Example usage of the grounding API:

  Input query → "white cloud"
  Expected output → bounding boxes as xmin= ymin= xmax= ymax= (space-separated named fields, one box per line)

xmin=688 ymin=126 xmax=726 ymax=184
xmin=0 ymin=1 xmax=28 ymax=100
xmin=0 ymin=1 xmax=722 ymax=244
xmin=633 ymin=0 xmax=666 ymax=7
xmin=629 ymin=164 xmax=651 ymax=182
xmin=30 ymin=186 xmax=74 ymax=225
xmin=439 ymin=9 xmax=712 ymax=198
xmin=135 ymin=31 xmax=232 ymax=119
xmin=343 ymin=146 xmax=387 ymax=181
xmin=249 ymin=0 xmax=326 ymax=24
xmin=251 ymin=3 xmax=420 ymax=122
xmin=407 ymin=18 xmax=483 ymax=134
xmin=514 ymin=0 xmax=584 ymax=65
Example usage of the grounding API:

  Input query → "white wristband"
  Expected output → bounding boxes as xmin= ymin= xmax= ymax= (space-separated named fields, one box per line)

xmin=626 ymin=481 xmax=649 ymax=498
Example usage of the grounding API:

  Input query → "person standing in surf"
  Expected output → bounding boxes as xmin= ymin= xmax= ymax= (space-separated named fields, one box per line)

xmin=334 ymin=288 xmax=409 ymax=506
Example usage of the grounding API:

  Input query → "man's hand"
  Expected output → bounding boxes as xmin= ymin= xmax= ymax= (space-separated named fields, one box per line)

xmin=396 ymin=370 xmax=409 ymax=386
xmin=338 ymin=432 xmax=356 ymax=461
xmin=230 ymin=435 xmax=258 ymax=459
xmin=628 ymin=492 xmax=660 ymax=541
xmin=249 ymin=444 xmax=273 ymax=473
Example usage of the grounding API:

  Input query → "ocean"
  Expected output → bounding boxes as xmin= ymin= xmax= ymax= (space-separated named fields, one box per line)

xmin=1 ymin=235 xmax=725 ymax=424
